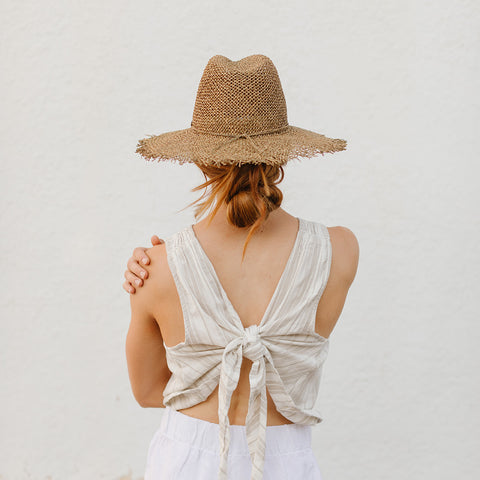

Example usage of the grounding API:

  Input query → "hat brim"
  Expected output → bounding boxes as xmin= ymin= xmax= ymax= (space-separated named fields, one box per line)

xmin=135 ymin=125 xmax=347 ymax=167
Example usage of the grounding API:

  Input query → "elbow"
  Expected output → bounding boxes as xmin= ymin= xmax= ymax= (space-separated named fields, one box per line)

xmin=131 ymin=389 xmax=151 ymax=408
xmin=134 ymin=391 xmax=154 ymax=408
xmin=131 ymin=377 xmax=169 ymax=408
xmin=134 ymin=389 xmax=166 ymax=408
xmin=133 ymin=393 xmax=147 ymax=408
xmin=137 ymin=397 xmax=166 ymax=408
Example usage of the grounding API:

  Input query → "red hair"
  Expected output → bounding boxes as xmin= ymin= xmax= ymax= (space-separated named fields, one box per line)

xmin=184 ymin=163 xmax=285 ymax=260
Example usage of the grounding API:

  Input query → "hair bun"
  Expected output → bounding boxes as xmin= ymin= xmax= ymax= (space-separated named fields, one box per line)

xmin=191 ymin=163 xmax=285 ymax=259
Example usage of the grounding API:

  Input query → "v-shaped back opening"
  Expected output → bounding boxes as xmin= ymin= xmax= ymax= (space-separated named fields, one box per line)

xmin=187 ymin=216 xmax=304 ymax=332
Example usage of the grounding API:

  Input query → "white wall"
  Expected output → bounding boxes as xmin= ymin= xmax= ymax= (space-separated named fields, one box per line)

xmin=1 ymin=1 xmax=479 ymax=479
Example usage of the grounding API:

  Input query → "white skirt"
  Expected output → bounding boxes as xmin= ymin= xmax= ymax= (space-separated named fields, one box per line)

xmin=144 ymin=405 xmax=324 ymax=479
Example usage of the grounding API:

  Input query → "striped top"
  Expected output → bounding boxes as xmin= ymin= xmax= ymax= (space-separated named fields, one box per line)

xmin=162 ymin=217 xmax=332 ymax=480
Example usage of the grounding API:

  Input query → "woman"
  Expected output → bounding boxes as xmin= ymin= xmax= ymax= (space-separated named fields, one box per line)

xmin=124 ymin=54 xmax=359 ymax=479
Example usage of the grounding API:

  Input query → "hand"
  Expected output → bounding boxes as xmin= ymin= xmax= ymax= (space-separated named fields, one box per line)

xmin=123 ymin=235 xmax=164 ymax=294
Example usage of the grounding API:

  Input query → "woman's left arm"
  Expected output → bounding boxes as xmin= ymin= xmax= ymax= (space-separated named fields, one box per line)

xmin=126 ymin=247 xmax=171 ymax=407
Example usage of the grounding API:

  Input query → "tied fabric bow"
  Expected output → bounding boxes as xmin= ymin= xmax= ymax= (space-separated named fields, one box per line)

xmin=217 ymin=324 xmax=271 ymax=480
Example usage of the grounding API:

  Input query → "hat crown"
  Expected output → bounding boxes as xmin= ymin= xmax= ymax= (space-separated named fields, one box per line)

xmin=191 ymin=54 xmax=289 ymax=136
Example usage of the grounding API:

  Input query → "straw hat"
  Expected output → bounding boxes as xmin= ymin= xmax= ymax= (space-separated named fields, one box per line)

xmin=135 ymin=54 xmax=347 ymax=167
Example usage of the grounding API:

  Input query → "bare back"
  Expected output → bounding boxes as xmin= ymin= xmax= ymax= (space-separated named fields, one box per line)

xmin=149 ymin=208 xmax=359 ymax=425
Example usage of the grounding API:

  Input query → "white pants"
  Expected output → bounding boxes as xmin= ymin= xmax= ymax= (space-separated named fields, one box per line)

xmin=144 ymin=406 xmax=324 ymax=479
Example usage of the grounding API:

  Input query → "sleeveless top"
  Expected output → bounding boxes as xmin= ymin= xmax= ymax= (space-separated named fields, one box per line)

xmin=161 ymin=217 xmax=332 ymax=480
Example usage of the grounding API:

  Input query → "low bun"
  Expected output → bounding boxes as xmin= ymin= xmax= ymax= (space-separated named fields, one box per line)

xmin=189 ymin=163 xmax=285 ymax=260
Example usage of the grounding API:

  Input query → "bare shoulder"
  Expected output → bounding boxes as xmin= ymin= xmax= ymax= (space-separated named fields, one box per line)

xmin=144 ymin=243 xmax=174 ymax=290
xmin=145 ymin=243 xmax=167 ymax=263
xmin=311 ymin=225 xmax=359 ymax=338
xmin=133 ymin=243 xmax=175 ymax=304
xmin=327 ymin=225 xmax=360 ymax=287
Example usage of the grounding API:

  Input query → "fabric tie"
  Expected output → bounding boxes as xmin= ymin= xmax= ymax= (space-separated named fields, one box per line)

xmin=217 ymin=325 xmax=269 ymax=480
xmin=190 ymin=124 xmax=290 ymax=158
xmin=209 ymin=133 xmax=268 ymax=157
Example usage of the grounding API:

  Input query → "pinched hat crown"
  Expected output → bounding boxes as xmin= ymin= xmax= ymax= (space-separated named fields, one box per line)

xmin=191 ymin=55 xmax=289 ymax=136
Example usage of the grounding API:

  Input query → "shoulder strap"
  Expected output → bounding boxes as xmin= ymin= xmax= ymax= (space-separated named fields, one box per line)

xmin=307 ymin=220 xmax=332 ymax=315
xmin=164 ymin=228 xmax=194 ymax=343
xmin=260 ymin=218 xmax=332 ymax=336
xmin=164 ymin=227 xmax=239 ymax=345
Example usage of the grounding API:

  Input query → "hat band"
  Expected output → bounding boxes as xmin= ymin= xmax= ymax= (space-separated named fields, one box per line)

xmin=191 ymin=124 xmax=290 ymax=157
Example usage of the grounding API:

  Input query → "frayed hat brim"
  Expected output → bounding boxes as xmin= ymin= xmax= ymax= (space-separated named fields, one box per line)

xmin=136 ymin=125 xmax=347 ymax=167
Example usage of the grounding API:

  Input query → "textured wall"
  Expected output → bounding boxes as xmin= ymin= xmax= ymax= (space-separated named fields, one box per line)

xmin=1 ymin=0 xmax=479 ymax=478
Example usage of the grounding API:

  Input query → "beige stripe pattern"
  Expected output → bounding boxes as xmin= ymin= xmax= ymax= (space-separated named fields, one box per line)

xmin=162 ymin=217 xmax=332 ymax=479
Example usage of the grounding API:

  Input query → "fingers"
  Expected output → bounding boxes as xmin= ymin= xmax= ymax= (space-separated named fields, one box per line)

xmin=125 ymin=269 xmax=143 ymax=289
xmin=127 ymin=254 xmax=149 ymax=282
xmin=123 ymin=280 xmax=136 ymax=294
xmin=123 ymin=246 xmax=151 ymax=295
xmin=151 ymin=235 xmax=164 ymax=246
xmin=133 ymin=246 xmax=150 ymax=266
xmin=123 ymin=243 xmax=160 ymax=295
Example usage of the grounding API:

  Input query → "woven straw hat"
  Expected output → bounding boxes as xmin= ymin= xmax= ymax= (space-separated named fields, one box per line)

xmin=135 ymin=54 xmax=347 ymax=167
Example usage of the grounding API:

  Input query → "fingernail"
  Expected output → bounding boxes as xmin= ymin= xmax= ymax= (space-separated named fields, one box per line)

xmin=142 ymin=258 xmax=149 ymax=264
xmin=136 ymin=279 xmax=142 ymax=286
xmin=140 ymin=271 xmax=146 ymax=278
xmin=130 ymin=288 xmax=134 ymax=294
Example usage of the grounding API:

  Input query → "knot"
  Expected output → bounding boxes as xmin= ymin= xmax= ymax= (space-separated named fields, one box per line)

xmin=242 ymin=325 xmax=266 ymax=362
